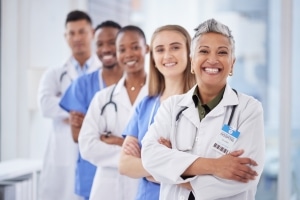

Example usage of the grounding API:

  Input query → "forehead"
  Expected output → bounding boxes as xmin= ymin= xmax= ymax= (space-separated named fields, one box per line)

xmin=197 ymin=32 xmax=231 ymax=47
xmin=65 ymin=19 xmax=91 ymax=31
xmin=152 ymin=30 xmax=186 ymax=46
xmin=116 ymin=30 xmax=145 ymax=45
xmin=95 ymin=27 xmax=119 ymax=40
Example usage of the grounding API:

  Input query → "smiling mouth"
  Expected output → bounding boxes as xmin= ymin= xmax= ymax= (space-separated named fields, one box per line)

xmin=125 ymin=60 xmax=137 ymax=66
xmin=102 ymin=55 xmax=114 ymax=61
xmin=204 ymin=67 xmax=220 ymax=74
xmin=164 ymin=62 xmax=176 ymax=67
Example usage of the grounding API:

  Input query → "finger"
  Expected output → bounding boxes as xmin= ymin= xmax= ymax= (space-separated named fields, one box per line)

xmin=239 ymin=157 xmax=258 ymax=166
xmin=229 ymin=149 xmax=244 ymax=157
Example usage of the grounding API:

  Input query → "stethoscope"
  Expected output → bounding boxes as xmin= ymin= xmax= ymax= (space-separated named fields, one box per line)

xmin=59 ymin=70 xmax=73 ymax=83
xmin=100 ymin=84 xmax=118 ymax=137
xmin=174 ymin=89 xmax=238 ymax=149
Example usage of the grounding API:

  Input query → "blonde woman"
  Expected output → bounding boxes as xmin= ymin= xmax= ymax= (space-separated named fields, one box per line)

xmin=119 ymin=25 xmax=196 ymax=200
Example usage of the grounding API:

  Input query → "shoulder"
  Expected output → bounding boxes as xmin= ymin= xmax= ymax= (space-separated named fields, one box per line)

xmin=94 ymin=83 xmax=116 ymax=98
xmin=236 ymin=91 xmax=263 ymax=114
xmin=137 ymin=95 xmax=158 ymax=109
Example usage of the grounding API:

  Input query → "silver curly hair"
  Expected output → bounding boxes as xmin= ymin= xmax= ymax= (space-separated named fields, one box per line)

xmin=190 ymin=18 xmax=235 ymax=57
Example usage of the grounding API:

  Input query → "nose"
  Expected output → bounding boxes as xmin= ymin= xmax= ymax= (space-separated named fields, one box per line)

xmin=206 ymin=54 xmax=218 ymax=64
xmin=163 ymin=49 xmax=173 ymax=59
xmin=102 ymin=44 xmax=113 ymax=53
xmin=73 ymin=32 xmax=82 ymax=41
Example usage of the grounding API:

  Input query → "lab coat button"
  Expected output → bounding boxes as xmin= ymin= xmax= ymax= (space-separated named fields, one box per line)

xmin=195 ymin=136 xmax=199 ymax=142
xmin=179 ymin=195 xmax=185 ymax=200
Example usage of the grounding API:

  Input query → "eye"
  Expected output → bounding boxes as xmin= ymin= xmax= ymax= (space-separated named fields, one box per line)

xmin=155 ymin=47 xmax=164 ymax=53
xmin=199 ymin=49 xmax=208 ymax=54
xmin=133 ymin=45 xmax=140 ymax=51
xmin=97 ymin=43 xmax=103 ymax=48
xmin=118 ymin=48 xmax=125 ymax=53
xmin=68 ymin=32 xmax=75 ymax=37
xmin=171 ymin=45 xmax=181 ymax=50
xmin=79 ymin=29 xmax=87 ymax=35
xmin=218 ymin=51 xmax=228 ymax=55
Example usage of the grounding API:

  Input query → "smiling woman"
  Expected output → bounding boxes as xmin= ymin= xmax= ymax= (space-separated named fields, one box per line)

xmin=1 ymin=1 xmax=299 ymax=200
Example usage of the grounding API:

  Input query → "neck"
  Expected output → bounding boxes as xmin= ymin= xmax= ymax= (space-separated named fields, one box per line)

xmin=198 ymin=84 xmax=224 ymax=104
xmin=74 ymin=52 xmax=91 ymax=67
xmin=161 ymin=76 xmax=184 ymax=101
xmin=102 ymin=64 xmax=123 ymax=76
xmin=101 ymin=64 xmax=124 ymax=87
xmin=125 ymin=70 xmax=146 ymax=90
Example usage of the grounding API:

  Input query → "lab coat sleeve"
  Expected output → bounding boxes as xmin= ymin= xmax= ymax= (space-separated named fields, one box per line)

xmin=190 ymin=97 xmax=265 ymax=199
xmin=78 ymin=91 xmax=122 ymax=168
xmin=38 ymin=68 xmax=68 ymax=119
xmin=141 ymin=98 xmax=199 ymax=184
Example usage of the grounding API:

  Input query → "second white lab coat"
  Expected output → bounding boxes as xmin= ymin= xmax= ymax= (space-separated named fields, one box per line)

xmin=38 ymin=55 xmax=100 ymax=200
xmin=142 ymin=84 xmax=265 ymax=200
xmin=79 ymin=76 xmax=148 ymax=200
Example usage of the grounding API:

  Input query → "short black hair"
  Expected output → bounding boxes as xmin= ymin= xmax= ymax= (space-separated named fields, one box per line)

xmin=117 ymin=25 xmax=147 ymax=43
xmin=65 ymin=10 xmax=92 ymax=26
xmin=94 ymin=20 xmax=122 ymax=32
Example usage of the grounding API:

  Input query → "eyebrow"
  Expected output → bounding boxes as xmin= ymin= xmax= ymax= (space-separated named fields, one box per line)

xmin=198 ymin=45 xmax=229 ymax=50
xmin=154 ymin=42 xmax=183 ymax=49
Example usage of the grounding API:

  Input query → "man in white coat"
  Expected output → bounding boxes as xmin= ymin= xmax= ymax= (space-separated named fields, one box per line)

xmin=37 ymin=10 xmax=100 ymax=200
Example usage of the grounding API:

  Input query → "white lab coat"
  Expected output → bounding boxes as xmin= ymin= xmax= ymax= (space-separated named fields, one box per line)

xmin=37 ymin=55 xmax=100 ymax=200
xmin=79 ymin=76 xmax=147 ymax=200
xmin=142 ymin=84 xmax=265 ymax=200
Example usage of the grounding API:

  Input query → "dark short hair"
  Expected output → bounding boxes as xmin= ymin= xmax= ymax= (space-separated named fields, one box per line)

xmin=117 ymin=25 xmax=147 ymax=43
xmin=65 ymin=10 xmax=92 ymax=26
xmin=95 ymin=20 xmax=122 ymax=32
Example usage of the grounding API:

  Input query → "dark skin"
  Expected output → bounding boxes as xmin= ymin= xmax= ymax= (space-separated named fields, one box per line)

xmin=68 ymin=26 xmax=123 ymax=143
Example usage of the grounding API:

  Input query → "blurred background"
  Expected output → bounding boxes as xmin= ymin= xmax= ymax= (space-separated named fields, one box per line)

xmin=1 ymin=0 xmax=299 ymax=199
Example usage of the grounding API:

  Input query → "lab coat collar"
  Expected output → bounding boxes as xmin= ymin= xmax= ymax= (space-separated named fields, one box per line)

xmin=63 ymin=54 xmax=101 ymax=80
xmin=177 ymin=84 xmax=239 ymax=126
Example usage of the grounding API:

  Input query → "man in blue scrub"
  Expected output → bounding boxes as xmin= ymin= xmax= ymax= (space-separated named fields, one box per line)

xmin=59 ymin=20 xmax=123 ymax=200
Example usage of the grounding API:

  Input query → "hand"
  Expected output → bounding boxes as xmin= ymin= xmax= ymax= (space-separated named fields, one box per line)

xmin=69 ymin=111 xmax=85 ymax=127
xmin=179 ymin=182 xmax=192 ymax=191
xmin=158 ymin=137 xmax=172 ymax=148
xmin=100 ymin=133 xmax=124 ymax=147
xmin=214 ymin=149 xmax=258 ymax=183
xmin=63 ymin=118 xmax=69 ymax=124
xmin=123 ymin=139 xmax=141 ymax=158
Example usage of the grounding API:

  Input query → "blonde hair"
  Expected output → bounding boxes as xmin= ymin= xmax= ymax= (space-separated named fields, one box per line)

xmin=148 ymin=25 xmax=196 ymax=96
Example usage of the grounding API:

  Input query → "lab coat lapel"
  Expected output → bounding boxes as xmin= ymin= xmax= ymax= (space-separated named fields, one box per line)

xmin=66 ymin=54 xmax=101 ymax=80
xmin=87 ymin=54 xmax=101 ymax=73
xmin=177 ymin=85 xmax=200 ymax=128
xmin=201 ymin=84 xmax=239 ymax=120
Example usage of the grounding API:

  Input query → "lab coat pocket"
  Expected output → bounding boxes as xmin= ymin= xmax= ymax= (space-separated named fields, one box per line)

xmin=174 ymin=120 xmax=197 ymax=152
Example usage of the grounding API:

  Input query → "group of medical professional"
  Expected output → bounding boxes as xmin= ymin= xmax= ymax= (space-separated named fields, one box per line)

xmin=37 ymin=9 xmax=265 ymax=200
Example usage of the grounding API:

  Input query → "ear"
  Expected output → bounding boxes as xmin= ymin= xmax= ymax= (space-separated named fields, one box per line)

xmin=231 ymin=57 xmax=236 ymax=71
xmin=145 ymin=44 xmax=150 ymax=54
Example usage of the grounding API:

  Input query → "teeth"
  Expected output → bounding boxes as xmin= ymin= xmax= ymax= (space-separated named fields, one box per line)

xmin=126 ymin=61 xmax=136 ymax=66
xmin=204 ymin=68 xmax=219 ymax=73
xmin=164 ymin=63 xmax=176 ymax=67
xmin=102 ymin=55 xmax=113 ymax=60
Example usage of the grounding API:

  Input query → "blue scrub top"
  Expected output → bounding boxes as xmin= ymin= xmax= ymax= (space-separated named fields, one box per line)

xmin=60 ymin=69 xmax=104 ymax=198
xmin=122 ymin=95 xmax=161 ymax=200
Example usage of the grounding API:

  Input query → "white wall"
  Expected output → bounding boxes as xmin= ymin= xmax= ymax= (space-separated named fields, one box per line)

xmin=0 ymin=0 xmax=88 ymax=160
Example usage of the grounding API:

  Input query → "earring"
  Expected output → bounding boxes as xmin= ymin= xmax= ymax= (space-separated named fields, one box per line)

xmin=229 ymin=72 xmax=233 ymax=76
xmin=191 ymin=69 xmax=195 ymax=74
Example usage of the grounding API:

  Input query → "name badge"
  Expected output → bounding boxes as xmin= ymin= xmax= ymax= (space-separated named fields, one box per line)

xmin=212 ymin=124 xmax=240 ymax=155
